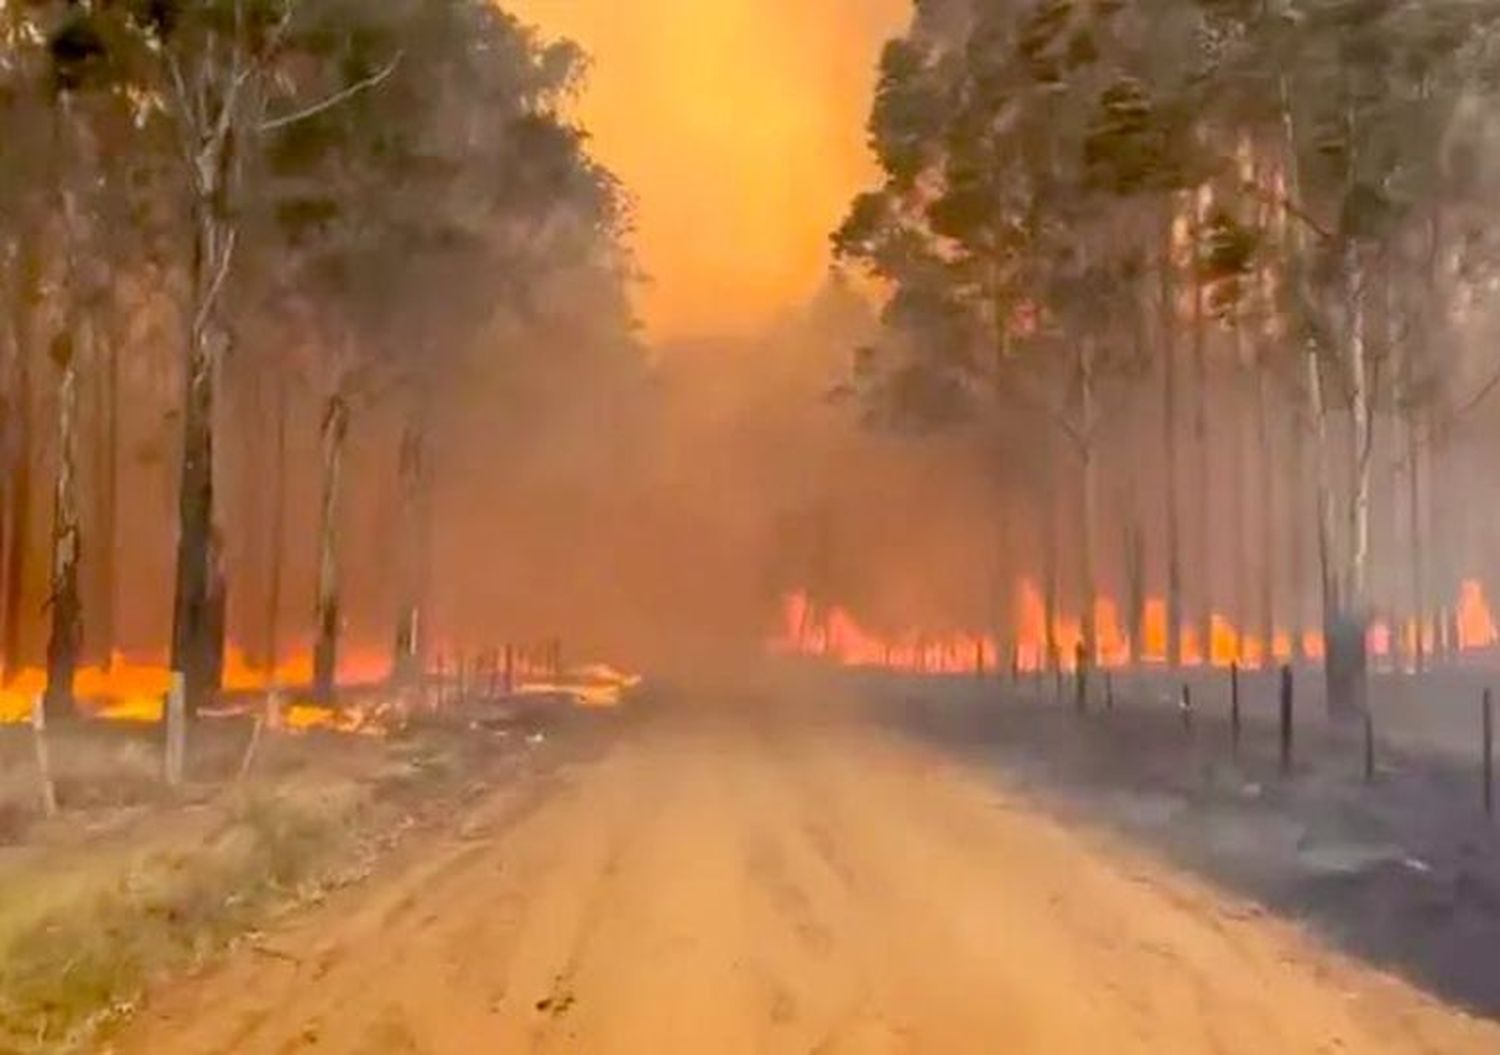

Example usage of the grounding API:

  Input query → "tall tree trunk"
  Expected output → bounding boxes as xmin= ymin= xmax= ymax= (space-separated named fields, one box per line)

xmin=1159 ymin=201 xmax=1182 ymax=667
xmin=170 ymin=164 xmax=234 ymax=717
xmin=1407 ymin=414 xmax=1425 ymax=674
xmin=263 ymin=367 xmax=287 ymax=678
xmin=392 ymin=413 xmax=428 ymax=685
xmin=3 ymin=239 xmax=38 ymax=683
xmin=312 ymin=389 xmax=349 ymax=706
xmin=0 ymin=273 xmax=13 ymax=665
xmin=45 ymin=103 xmax=84 ymax=723
xmin=1308 ymin=342 xmax=1338 ymax=656
xmin=1325 ymin=245 xmax=1372 ymax=722
xmin=1231 ymin=331 xmax=1249 ymax=660
xmin=1042 ymin=442 xmax=1060 ymax=675
xmin=1256 ymin=365 xmax=1275 ymax=663
xmin=1190 ymin=189 xmax=1212 ymax=661
xmin=91 ymin=317 xmax=119 ymax=664
xmin=1078 ymin=337 xmax=1099 ymax=666
xmin=43 ymin=323 xmax=83 ymax=724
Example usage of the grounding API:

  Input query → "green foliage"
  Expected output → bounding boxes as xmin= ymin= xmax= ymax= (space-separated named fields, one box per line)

xmin=837 ymin=0 xmax=1500 ymax=429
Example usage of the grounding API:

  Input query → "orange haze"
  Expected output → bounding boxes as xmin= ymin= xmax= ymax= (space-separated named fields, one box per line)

xmin=508 ymin=0 xmax=911 ymax=339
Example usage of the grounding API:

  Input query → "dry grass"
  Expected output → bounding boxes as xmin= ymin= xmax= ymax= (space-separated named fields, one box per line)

xmin=0 ymin=776 xmax=371 ymax=1052
xmin=0 ymin=703 xmax=553 ymax=1052
xmin=0 ymin=714 xmax=456 ymax=1054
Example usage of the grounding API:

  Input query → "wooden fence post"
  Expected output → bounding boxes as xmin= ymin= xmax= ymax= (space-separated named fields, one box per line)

xmin=1074 ymin=642 xmax=1088 ymax=715
xmin=31 ymin=695 xmax=57 ymax=818
xmin=165 ymin=671 xmax=186 ymax=789
xmin=1279 ymin=664 xmax=1293 ymax=776
xmin=1230 ymin=663 xmax=1241 ymax=758
xmin=1484 ymin=688 xmax=1494 ymax=818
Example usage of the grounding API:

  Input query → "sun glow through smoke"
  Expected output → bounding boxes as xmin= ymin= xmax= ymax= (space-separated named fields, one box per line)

xmin=506 ymin=0 xmax=910 ymax=339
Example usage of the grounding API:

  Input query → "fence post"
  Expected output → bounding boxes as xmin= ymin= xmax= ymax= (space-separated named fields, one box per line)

xmin=1179 ymin=683 xmax=1193 ymax=735
xmin=238 ymin=696 xmax=270 ymax=783
xmin=1230 ymin=662 xmax=1241 ymax=758
xmin=31 ymin=695 xmax=57 ymax=818
xmin=1363 ymin=708 xmax=1376 ymax=784
xmin=165 ymin=671 xmax=186 ymax=789
xmin=1279 ymin=664 xmax=1293 ymax=775
xmin=1075 ymin=642 xmax=1088 ymax=715
xmin=1105 ymin=670 xmax=1115 ymax=712
xmin=1484 ymin=688 xmax=1494 ymax=818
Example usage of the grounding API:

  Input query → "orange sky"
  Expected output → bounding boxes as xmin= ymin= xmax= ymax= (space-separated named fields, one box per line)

xmin=508 ymin=0 xmax=910 ymax=340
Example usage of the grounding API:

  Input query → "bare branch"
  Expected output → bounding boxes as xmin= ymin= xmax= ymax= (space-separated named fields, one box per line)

xmin=260 ymin=52 xmax=404 ymax=133
xmin=1238 ymin=177 xmax=1334 ymax=244
xmin=192 ymin=227 xmax=239 ymax=340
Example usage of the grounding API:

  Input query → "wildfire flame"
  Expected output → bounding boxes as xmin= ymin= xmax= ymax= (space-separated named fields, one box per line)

xmin=0 ymin=640 xmax=641 ymax=731
xmin=772 ymin=579 xmax=1499 ymax=674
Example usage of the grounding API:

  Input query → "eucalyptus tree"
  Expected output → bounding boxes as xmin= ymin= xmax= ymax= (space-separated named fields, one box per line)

xmin=842 ymin=0 xmax=1500 ymax=716
xmin=836 ymin=0 xmax=1204 ymax=669
xmin=260 ymin=0 xmax=631 ymax=699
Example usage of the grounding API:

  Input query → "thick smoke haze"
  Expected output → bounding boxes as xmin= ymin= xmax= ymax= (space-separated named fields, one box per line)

xmin=506 ymin=0 xmax=910 ymax=339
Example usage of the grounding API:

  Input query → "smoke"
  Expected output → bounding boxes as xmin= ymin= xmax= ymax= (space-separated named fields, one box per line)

xmin=505 ymin=0 xmax=912 ymax=339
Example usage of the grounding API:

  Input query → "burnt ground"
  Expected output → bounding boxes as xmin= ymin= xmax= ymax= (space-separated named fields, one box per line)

xmin=862 ymin=663 xmax=1500 ymax=1020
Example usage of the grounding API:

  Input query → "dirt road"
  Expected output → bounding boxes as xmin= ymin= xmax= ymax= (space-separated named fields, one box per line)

xmin=112 ymin=694 xmax=1500 ymax=1054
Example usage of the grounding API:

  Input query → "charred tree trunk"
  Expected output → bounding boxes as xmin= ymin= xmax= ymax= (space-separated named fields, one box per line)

xmin=1042 ymin=447 xmax=1060 ymax=676
xmin=1256 ymin=366 xmax=1275 ymax=664
xmin=1078 ymin=337 xmax=1099 ymax=666
xmin=45 ymin=105 xmax=85 ymax=723
xmin=170 ymin=150 xmax=235 ymax=718
xmin=312 ymin=389 xmax=350 ymax=706
xmin=263 ymin=367 xmax=287 ymax=678
xmin=91 ymin=317 xmax=119 ymax=664
xmin=43 ymin=326 xmax=82 ymax=724
xmin=3 ymin=240 xmax=38 ymax=683
xmin=1123 ymin=501 xmax=1145 ymax=664
xmin=1190 ymin=190 xmax=1213 ymax=662
xmin=1232 ymin=335 xmax=1250 ymax=661
xmin=1159 ymin=202 xmax=1182 ymax=668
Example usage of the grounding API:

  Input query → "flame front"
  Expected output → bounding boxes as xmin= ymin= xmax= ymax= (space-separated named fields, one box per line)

xmin=772 ymin=579 xmax=1500 ymax=674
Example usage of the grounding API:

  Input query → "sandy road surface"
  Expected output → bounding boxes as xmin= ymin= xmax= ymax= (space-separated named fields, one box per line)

xmin=112 ymin=695 xmax=1500 ymax=1054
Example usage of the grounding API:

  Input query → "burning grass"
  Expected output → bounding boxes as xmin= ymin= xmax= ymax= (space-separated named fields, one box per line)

xmin=774 ymin=578 xmax=1500 ymax=674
